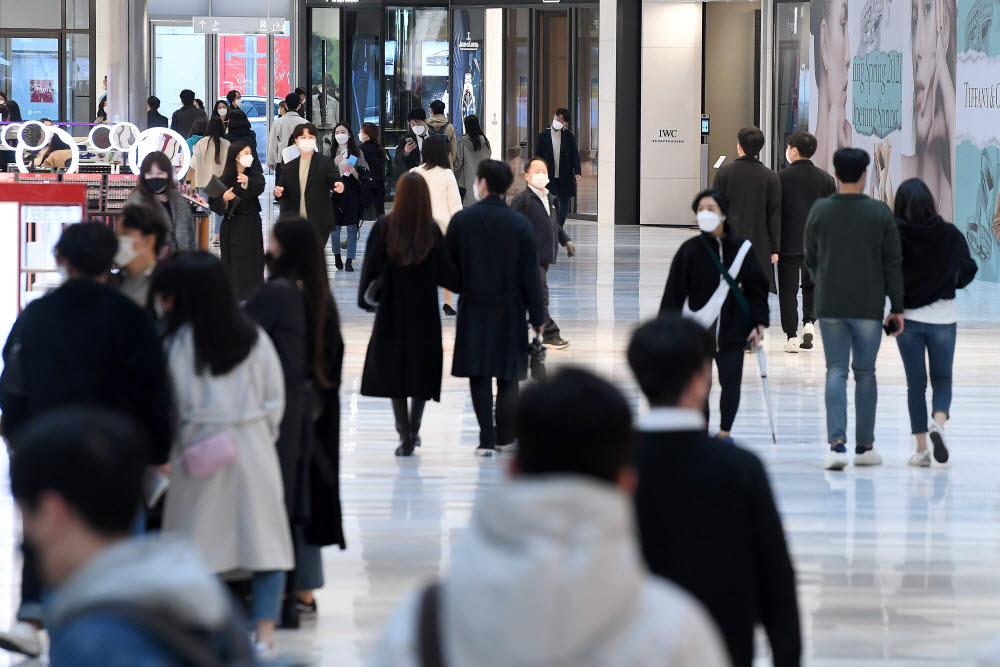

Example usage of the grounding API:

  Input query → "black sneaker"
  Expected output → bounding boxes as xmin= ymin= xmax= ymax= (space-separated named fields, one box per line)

xmin=395 ymin=440 xmax=416 ymax=457
xmin=443 ymin=304 xmax=457 ymax=316
xmin=345 ymin=259 xmax=354 ymax=272
xmin=334 ymin=254 xmax=344 ymax=270
xmin=543 ymin=336 xmax=570 ymax=349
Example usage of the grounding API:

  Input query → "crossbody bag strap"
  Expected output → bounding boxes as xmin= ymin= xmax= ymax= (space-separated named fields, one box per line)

xmin=698 ymin=235 xmax=752 ymax=326
xmin=418 ymin=583 xmax=444 ymax=667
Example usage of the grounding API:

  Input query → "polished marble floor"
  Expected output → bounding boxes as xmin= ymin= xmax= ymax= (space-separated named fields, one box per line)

xmin=5 ymin=221 xmax=1000 ymax=665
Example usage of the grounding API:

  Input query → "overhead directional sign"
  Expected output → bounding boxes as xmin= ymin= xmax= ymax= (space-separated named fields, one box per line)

xmin=193 ymin=17 xmax=286 ymax=35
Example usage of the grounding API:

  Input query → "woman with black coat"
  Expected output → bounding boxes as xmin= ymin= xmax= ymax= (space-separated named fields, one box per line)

xmin=275 ymin=123 xmax=344 ymax=244
xmin=358 ymin=173 xmax=461 ymax=457
xmin=209 ymin=142 xmax=266 ymax=299
xmin=893 ymin=178 xmax=978 ymax=467
xmin=359 ymin=122 xmax=388 ymax=219
xmin=225 ymin=109 xmax=262 ymax=172
xmin=330 ymin=122 xmax=372 ymax=272
xmin=659 ymin=188 xmax=770 ymax=441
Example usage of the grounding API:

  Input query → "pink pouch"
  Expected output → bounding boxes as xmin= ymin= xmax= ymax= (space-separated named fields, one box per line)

xmin=182 ymin=432 xmax=239 ymax=479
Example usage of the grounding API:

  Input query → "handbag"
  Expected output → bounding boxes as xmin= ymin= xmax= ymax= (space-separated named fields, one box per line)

xmin=182 ymin=431 xmax=239 ymax=479
xmin=529 ymin=335 xmax=547 ymax=380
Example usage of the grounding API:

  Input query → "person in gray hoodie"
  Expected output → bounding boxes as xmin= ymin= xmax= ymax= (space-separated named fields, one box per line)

xmin=372 ymin=368 xmax=728 ymax=667
xmin=9 ymin=407 xmax=253 ymax=664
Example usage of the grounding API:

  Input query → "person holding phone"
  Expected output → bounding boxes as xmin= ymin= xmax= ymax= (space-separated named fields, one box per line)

xmin=331 ymin=122 xmax=372 ymax=272
xmin=209 ymin=142 xmax=267 ymax=299
xmin=394 ymin=108 xmax=427 ymax=177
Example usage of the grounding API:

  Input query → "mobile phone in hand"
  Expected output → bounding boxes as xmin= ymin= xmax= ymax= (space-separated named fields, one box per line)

xmin=883 ymin=318 xmax=899 ymax=336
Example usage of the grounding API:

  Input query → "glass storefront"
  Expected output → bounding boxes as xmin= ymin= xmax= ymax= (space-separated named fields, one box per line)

xmin=772 ymin=0 xmax=811 ymax=169
xmin=153 ymin=26 xmax=207 ymax=121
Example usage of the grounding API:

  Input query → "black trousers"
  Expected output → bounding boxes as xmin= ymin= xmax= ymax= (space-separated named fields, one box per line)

xmin=274 ymin=161 xmax=284 ymax=189
xmin=469 ymin=377 xmax=519 ymax=447
xmin=777 ymin=254 xmax=815 ymax=339
xmin=540 ymin=264 xmax=560 ymax=340
xmin=703 ymin=347 xmax=745 ymax=433
xmin=391 ymin=397 xmax=426 ymax=444
xmin=551 ymin=178 xmax=572 ymax=226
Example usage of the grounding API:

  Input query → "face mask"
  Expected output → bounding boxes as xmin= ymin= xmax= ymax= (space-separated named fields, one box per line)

xmin=335 ymin=133 xmax=350 ymax=145
xmin=530 ymin=173 xmax=549 ymax=189
xmin=115 ymin=235 xmax=138 ymax=267
xmin=785 ymin=148 xmax=794 ymax=164
xmin=218 ymin=108 xmax=228 ymax=117
xmin=297 ymin=138 xmax=317 ymax=153
xmin=696 ymin=209 xmax=723 ymax=233
xmin=145 ymin=177 xmax=168 ymax=194
xmin=359 ymin=132 xmax=368 ymax=143
xmin=233 ymin=98 xmax=241 ymax=108
xmin=552 ymin=119 xmax=563 ymax=131
xmin=239 ymin=154 xmax=255 ymax=168
xmin=412 ymin=124 xmax=426 ymax=137
xmin=473 ymin=180 xmax=483 ymax=201
xmin=57 ymin=265 xmax=70 ymax=283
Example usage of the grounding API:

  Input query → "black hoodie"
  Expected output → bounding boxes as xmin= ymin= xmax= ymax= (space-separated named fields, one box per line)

xmin=897 ymin=216 xmax=978 ymax=310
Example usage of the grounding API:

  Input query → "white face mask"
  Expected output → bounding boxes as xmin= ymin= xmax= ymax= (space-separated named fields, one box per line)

xmin=153 ymin=297 xmax=166 ymax=320
xmin=551 ymin=119 xmax=563 ymax=131
xmin=412 ymin=124 xmax=426 ymax=137
xmin=57 ymin=265 xmax=70 ymax=283
xmin=297 ymin=138 xmax=317 ymax=154
xmin=233 ymin=98 xmax=241 ymax=108
xmin=696 ymin=209 xmax=723 ymax=233
xmin=335 ymin=133 xmax=350 ymax=145
xmin=530 ymin=173 xmax=549 ymax=190
xmin=218 ymin=107 xmax=228 ymax=117
xmin=473 ymin=179 xmax=483 ymax=201
xmin=785 ymin=148 xmax=794 ymax=165
xmin=239 ymin=154 xmax=255 ymax=168
xmin=115 ymin=235 xmax=138 ymax=267
xmin=359 ymin=132 xmax=368 ymax=143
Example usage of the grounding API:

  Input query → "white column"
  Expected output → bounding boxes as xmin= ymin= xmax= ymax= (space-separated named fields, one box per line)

xmin=484 ymin=8 xmax=503 ymax=160
xmin=597 ymin=0 xmax=617 ymax=226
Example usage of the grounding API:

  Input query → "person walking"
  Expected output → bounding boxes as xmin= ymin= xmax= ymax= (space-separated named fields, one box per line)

xmin=209 ymin=142 xmax=266 ymax=299
xmin=191 ymin=116 xmax=231 ymax=233
xmin=804 ymin=147 xmax=905 ymax=470
xmin=0 ymin=222 xmax=172 ymax=657
xmin=393 ymin=108 xmax=427 ymax=176
xmin=536 ymin=107 xmax=582 ymax=226
xmin=112 ymin=203 xmax=169 ymax=307
xmin=126 ymin=151 xmax=198 ymax=252
xmin=410 ymin=136 xmax=462 ymax=314
xmin=659 ymin=189 xmax=769 ymax=441
xmin=510 ymin=156 xmax=576 ymax=349
xmin=247 ymin=218 xmax=346 ymax=627
xmin=359 ymin=122 xmax=388 ymax=219
xmin=373 ymin=368 xmax=729 ymax=667
xmin=446 ymin=160 xmax=544 ymax=456
xmin=453 ymin=115 xmax=493 ymax=207
xmin=778 ymin=130 xmax=836 ymax=352
xmin=426 ymin=99 xmax=457 ymax=165
xmin=186 ymin=116 xmax=208 ymax=154
xmin=713 ymin=126 xmax=782 ymax=293
xmin=151 ymin=252 xmax=293 ymax=652
xmin=274 ymin=123 xmax=345 ymax=244
xmin=146 ymin=96 xmax=168 ymax=129
xmin=170 ymin=88 xmax=207 ymax=139
xmin=358 ymin=173 xmax=461 ymax=457
xmin=330 ymin=122 xmax=372 ymax=272
xmin=893 ymin=178 xmax=977 ymax=466
xmin=267 ymin=93 xmax=307 ymax=184
xmin=628 ymin=315 xmax=801 ymax=667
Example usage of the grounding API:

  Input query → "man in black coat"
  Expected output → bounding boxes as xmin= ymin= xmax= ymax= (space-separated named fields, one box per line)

xmin=536 ymin=107 xmax=582 ymax=226
xmin=446 ymin=159 xmax=545 ymax=456
xmin=778 ymin=130 xmax=836 ymax=352
xmin=170 ymin=88 xmax=207 ymax=139
xmin=146 ymin=95 xmax=168 ymax=130
xmin=713 ymin=126 xmax=782 ymax=292
xmin=0 ymin=222 xmax=172 ymax=656
xmin=510 ymin=156 xmax=577 ymax=349
xmin=393 ymin=107 xmax=427 ymax=178
xmin=627 ymin=315 xmax=801 ymax=667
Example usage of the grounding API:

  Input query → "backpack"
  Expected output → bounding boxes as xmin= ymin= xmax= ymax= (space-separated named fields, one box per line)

xmin=429 ymin=123 xmax=449 ymax=138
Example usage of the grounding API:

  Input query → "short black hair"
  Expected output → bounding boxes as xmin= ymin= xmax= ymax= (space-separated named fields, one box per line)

xmin=527 ymin=156 xmax=548 ymax=171
xmin=284 ymin=92 xmax=300 ymax=112
xmin=55 ymin=221 xmax=117 ymax=278
xmin=291 ymin=122 xmax=319 ymax=143
xmin=119 ymin=203 xmax=169 ymax=254
xmin=421 ymin=136 xmax=451 ymax=169
xmin=226 ymin=90 xmax=241 ymax=105
xmin=516 ymin=368 xmax=633 ymax=484
xmin=295 ymin=87 xmax=307 ymax=97
xmin=147 ymin=96 xmax=161 ymax=110
xmin=786 ymin=130 xmax=818 ymax=158
xmin=628 ymin=315 xmax=715 ymax=406
xmin=476 ymin=159 xmax=514 ymax=196
xmin=833 ymin=147 xmax=870 ymax=183
xmin=738 ymin=126 xmax=765 ymax=157
xmin=429 ymin=99 xmax=445 ymax=115
xmin=691 ymin=188 xmax=730 ymax=217
xmin=407 ymin=107 xmax=427 ymax=122
xmin=554 ymin=108 xmax=571 ymax=123
xmin=10 ymin=407 xmax=151 ymax=537
xmin=179 ymin=89 xmax=195 ymax=106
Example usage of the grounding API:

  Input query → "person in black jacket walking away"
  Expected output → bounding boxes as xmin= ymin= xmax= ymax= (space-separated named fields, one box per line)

xmin=146 ymin=96 xmax=168 ymax=129
xmin=535 ymin=107 xmax=582 ymax=226
xmin=210 ymin=142 xmax=266 ymax=299
xmin=660 ymin=189 xmax=769 ymax=441
xmin=628 ymin=314 xmax=801 ymax=667
xmin=170 ymin=88 xmax=207 ymax=140
xmin=275 ymin=123 xmax=346 ymax=244
xmin=510 ymin=157 xmax=577 ymax=349
xmin=446 ymin=160 xmax=545 ymax=456
xmin=893 ymin=178 xmax=978 ymax=467
xmin=778 ymin=130 xmax=836 ymax=353
xmin=359 ymin=122 xmax=387 ymax=219
xmin=358 ymin=173 xmax=461 ymax=457
xmin=225 ymin=109 xmax=262 ymax=172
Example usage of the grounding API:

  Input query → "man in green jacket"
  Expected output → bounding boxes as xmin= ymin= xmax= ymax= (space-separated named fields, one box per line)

xmin=804 ymin=147 xmax=905 ymax=471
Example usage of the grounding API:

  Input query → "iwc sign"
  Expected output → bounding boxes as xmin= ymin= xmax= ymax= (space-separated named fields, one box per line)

xmin=653 ymin=129 xmax=683 ymax=144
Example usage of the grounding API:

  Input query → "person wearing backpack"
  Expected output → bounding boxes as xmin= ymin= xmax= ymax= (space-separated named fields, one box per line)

xmin=659 ymin=188 xmax=770 ymax=442
xmin=426 ymin=100 xmax=457 ymax=166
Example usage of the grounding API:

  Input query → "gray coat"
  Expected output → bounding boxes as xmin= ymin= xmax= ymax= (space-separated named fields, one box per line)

xmin=126 ymin=189 xmax=198 ymax=252
xmin=453 ymin=135 xmax=493 ymax=207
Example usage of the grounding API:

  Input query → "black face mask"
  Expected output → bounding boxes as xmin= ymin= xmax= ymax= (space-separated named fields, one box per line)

xmin=145 ymin=177 xmax=168 ymax=194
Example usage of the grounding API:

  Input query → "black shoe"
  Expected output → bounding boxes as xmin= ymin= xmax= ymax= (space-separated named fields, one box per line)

xmin=296 ymin=598 xmax=318 ymax=617
xmin=345 ymin=259 xmax=354 ymax=272
xmin=395 ymin=440 xmax=416 ymax=457
xmin=334 ymin=254 xmax=344 ymax=270
xmin=413 ymin=435 xmax=422 ymax=448
xmin=542 ymin=336 xmax=570 ymax=349
xmin=443 ymin=304 xmax=457 ymax=316
xmin=279 ymin=598 xmax=300 ymax=629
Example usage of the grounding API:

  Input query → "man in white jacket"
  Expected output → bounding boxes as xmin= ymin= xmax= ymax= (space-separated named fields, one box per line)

xmin=267 ymin=92 xmax=308 ymax=181
xmin=372 ymin=368 xmax=729 ymax=667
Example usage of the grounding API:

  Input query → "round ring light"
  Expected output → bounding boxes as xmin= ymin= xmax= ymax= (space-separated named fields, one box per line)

xmin=17 ymin=121 xmax=51 ymax=151
xmin=0 ymin=123 xmax=21 ymax=151
xmin=128 ymin=127 xmax=192 ymax=181
xmin=108 ymin=122 xmax=140 ymax=152
xmin=14 ymin=126 xmax=81 ymax=175
xmin=87 ymin=123 xmax=114 ymax=154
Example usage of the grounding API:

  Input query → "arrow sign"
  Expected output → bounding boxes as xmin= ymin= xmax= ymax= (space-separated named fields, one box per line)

xmin=193 ymin=17 xmax=287 ymax=34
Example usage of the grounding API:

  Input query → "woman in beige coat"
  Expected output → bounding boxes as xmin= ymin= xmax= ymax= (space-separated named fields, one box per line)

xmin=153 ymin=251 xmax=292 ymax=651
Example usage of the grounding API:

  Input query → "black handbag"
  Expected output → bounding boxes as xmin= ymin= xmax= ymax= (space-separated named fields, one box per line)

xmin=529 ymin=335 xmax=547 ymax=380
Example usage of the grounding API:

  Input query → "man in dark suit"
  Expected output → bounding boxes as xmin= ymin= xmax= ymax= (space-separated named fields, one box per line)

xmin=510 ymin=156 xmax=577 ymax=349
xmin=628 ymin=314 xmax=801 ymax=667
xmin=146 ymin=96 xmax=168 ymax=130
xmin=713 ymin=126 xmax=781 ymax=293
xmin=778 ymin=130 xmax=837 ymax=353
xmin=393 ymin=107 xmax=427 ymax=178
xmin=446 ymin=160 xmax=545 ymax=457
xmin=169 ymin=89 xmax=207 ymax=139
xmin=536 ymin=107 xmax=582 ymax=226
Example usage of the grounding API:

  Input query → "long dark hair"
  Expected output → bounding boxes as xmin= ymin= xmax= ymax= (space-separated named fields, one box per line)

xmin=226 ymin=109 xmax=252 ymax=138
xmin=386 ymin=173 xmax=437 ymax=267
xmin=151 ymin=252 xmax=259 ymax=376
xmin=362 ymin=122 xmax=387 ymax=159
xmin=269 ymin=218 xmax=338 ymax=388
xmin=203 ymin=116 xmax=226 ymax=164
xmin=333 ymin=123 xmax=360 ymax=158
xmin=5 ymin=100 xmax=23 ymax=122
xmin=420 ymin=136 xmax=450 ymax=170
xmin=188 ymin=116 xmax=208 ymax=139
xmin=463 ymin=115 xmax=489 ymax=153
xmin=212 ymin=100 xmax=228 ymax=120
xmin=135 ymin=151 xmax=178 ymax=205
xmin=894 ymin=178 xmax=940 ymax=226
xmin=219 ymin=142 xmax=251 ymax=186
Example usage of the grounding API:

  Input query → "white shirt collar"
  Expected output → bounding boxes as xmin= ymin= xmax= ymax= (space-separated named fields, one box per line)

xmin=528 ymin=184 xmax=549 ymax=200
xmin=636 ymin=407 xmax=706 ymax=432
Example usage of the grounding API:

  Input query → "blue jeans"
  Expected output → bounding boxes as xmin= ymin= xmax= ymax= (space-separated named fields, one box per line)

xmin=332 ymin=225 xmax=358 ymax=259
xmin=251 ymin=570 xmax=286 ymax=624
xmin=895 ymin=320 xmax=956 ymax=434
xmin=820 ymin=318 xmax=883 ymax=446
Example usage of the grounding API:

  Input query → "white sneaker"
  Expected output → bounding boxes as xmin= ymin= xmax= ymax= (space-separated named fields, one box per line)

xmin=854 ymin=447 xmax=884 ymax=466
xmin=801 ymin=322 xmax=816 ymax=350
xmin=785 ymin=337 xmax=801 ymax=353
xmin=0 ymin=622 xmax=44 ymax=657
xmin=824 ymin=447 xmax=849 ymax=471
xmin=909 ymin=450 xmax=931 ymax=467
xmin=928 ymin=422 xmax=950 ymax=463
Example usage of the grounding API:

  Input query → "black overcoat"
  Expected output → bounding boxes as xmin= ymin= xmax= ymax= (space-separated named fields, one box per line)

xmin=210 ymin=167 xmax=266 ymax=300
xmin=536 ymin=128 xmax=582 ymax=198
xmin=276 ymin=153 xmax=340 ymax=238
